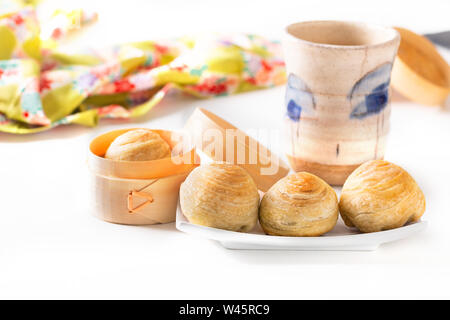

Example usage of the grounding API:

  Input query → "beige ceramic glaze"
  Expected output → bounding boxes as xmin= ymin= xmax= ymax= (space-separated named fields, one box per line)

xmin=88 ymin=128 xmax=198 ymax=225
xmin=282 ymin=21 xmax=400 ymax=185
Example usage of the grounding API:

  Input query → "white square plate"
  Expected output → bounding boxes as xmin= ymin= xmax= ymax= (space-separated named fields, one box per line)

xmin=175 ymin=201 xmax=427 ymax=251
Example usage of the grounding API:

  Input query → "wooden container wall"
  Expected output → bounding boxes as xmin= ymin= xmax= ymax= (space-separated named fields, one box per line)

xmin=88 ymin=128 xmax=198 ymax=225
xmin=391 ymin=27 xmax=450 ymax=106
xmin=184 ymin=108 xmax=289 ymax=192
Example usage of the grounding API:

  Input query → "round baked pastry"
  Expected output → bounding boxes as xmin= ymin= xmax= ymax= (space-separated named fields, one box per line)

xmin=179 ymin=163 xmax=260 ymax=232
xmin=339 ymin=160 xmax=426 ymax=233
xmin=259 ymin=172 xmax=338 ymax=237
xmin=105 ymin=129 xmax=171 ymax=161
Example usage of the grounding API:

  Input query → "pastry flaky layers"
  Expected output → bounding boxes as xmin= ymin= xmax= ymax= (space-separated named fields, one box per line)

xmin=339 ymin=160 xmax=426 ymax=233
xmin=180 ymin=163 xmax=260 ymax=232
xmin=105 ymin=129 xmax=171 ymax=161
xmin=259 ymin=172 xmax=338 ymax=236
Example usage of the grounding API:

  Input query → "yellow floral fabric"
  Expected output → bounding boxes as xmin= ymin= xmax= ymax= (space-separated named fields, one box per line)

xmin=0 ymin=3 xmax=286 ymax=134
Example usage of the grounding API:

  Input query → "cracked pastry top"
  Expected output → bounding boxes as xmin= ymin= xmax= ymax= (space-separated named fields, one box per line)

xmin=339 ymin=159 xmax=426 ymax=233
xmin=259 ymin=171 xmax=338 ymax=236
xmin=179 ymin=163 xmax=260 ymax=232
xmin=105 ymin=129 xmax=171 ymax=161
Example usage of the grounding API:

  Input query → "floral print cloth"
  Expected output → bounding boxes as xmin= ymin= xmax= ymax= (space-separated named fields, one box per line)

xmin=0 ymin=3 xmax=286 ymax=134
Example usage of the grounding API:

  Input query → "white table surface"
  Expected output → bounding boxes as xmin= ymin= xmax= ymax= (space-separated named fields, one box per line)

xmin=1 ymin=0 xmax=450 ymax=299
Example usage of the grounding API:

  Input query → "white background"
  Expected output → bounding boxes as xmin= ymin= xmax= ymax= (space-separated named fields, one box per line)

xmin=1 ymin=0 xmax=450 ymax=299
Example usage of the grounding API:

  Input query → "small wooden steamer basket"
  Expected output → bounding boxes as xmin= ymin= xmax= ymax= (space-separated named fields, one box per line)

xmin=184 ymin=108 xmax=289 ymax=192
xmin=88 ymin=128 xmax=198 ymax=225
xmin=391 ymin=27 xmax=450 ymax=106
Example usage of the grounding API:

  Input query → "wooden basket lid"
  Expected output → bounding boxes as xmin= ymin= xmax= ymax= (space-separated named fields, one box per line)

xmin=183 ymin=108 xmax=289 ymax=192
xmin=88 ymin=128 xmax=198 ymax=179
xmin=391 ymin=27 xmax=450 ymax=106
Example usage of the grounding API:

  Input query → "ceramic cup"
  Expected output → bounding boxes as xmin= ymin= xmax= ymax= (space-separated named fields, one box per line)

xmin=282 ymin=21 xmax=400 ymax=185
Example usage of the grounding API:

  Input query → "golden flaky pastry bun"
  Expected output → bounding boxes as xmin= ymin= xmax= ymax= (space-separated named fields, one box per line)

xmin=259 ymin=172 xmax=338 ymax=237
xmin=105 ymin=129 xmax=171 ymax=161
xmin=339 ymin=160 xmax=426 ymax=233
xmin=179 ymin=163 xmax=260 ymax=232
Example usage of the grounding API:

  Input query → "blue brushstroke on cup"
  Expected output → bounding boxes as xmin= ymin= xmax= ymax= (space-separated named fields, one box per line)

xmin=285 ymin=73 xmax=315 ymax=122
xmin=287 ymin=99 xmax=302 ymax=121
xmin=349 ymin=63 xmax=392 ymax=119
